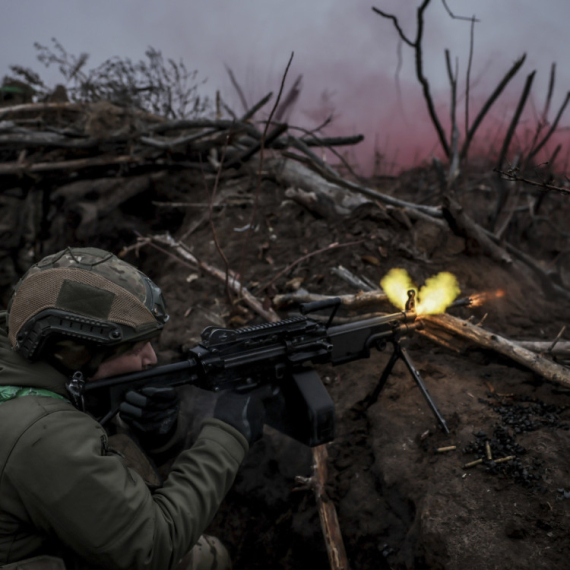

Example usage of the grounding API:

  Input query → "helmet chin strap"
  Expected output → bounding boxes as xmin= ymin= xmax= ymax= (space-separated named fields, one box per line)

xmin=66 ymin=371 xmax=86 ymax=411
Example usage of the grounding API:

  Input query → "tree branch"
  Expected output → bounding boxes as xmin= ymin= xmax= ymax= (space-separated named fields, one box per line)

xmin=460 ymin=54 xmax=526 ymax=160
xmin=529 ymin=91 xmax=570 ymax=161
xmin=371 ymin=7 xmax=415 ymax=47
xmin=497 ymin=70 xmax=536 ymax=168
xmin=372 ymin=0 xmax=450 ymax=157
xmin=440 ymin=0 xmax=481 ymax=22
xmin=494 ymin=168 xmax=570 ymax=196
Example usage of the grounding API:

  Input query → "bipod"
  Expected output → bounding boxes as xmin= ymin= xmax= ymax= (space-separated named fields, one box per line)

xmin=364 ymin=339 xmax=450 ymax=434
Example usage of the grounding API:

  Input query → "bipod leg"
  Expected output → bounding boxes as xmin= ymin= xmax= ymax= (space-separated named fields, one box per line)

xmin=398 ymin=345 xmax=450 ymax=434
xmin=364 ymin=341 xmax=401 ymax=409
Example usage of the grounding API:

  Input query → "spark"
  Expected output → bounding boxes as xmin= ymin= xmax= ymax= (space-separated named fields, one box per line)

xmin=469 ymin=290 xmax=505 ymax=307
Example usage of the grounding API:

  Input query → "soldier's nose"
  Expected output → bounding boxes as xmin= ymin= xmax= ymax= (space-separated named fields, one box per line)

xmin=141 ymin=342 xmax=158 ymax=368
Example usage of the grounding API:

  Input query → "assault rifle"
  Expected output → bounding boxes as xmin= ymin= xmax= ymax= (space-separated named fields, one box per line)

xmin=84 ymin=293 xmax=449 ymax=447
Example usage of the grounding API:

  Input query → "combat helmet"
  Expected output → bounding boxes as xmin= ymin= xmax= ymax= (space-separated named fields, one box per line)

xmin=7 ymin=247 xmax=169 ymax=365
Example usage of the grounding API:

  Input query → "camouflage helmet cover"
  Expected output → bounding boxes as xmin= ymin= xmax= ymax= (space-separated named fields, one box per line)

xmin=7 ymin=247 xmax=169 ymax=361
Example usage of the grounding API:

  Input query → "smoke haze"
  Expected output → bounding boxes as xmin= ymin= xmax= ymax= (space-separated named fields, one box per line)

xmin=2 ymin=0 xmax=569 ymax=171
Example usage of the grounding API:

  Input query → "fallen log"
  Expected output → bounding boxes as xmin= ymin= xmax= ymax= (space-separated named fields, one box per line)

xmin=513 ymin=341 xmax=570 ymax=359
xmin=0 ymin=101 xmax=86 ymax=119
xmin=441 ymin=191 xmax=513 ymax=265
xmin=432 ymin=158 xmax=513 ymax=265
xmin=273 ymin=155 xmax=443 ymax=219
xmin=323 ymin=266 xmax=570 ymax=368
xmin=284 ymin=187 xmax=339 ymax=219
xmin=0 ymin=132 xmax=98 ymax=149
xmin=0 ymin=154 xmax=143 ymax=175
xmin=300 ymin=134 xmax=364 ymax=147
xmin=270 ymin=157 xmax=369 ymax=215
xmin=423 ymin=313 xmax=570 ymax=388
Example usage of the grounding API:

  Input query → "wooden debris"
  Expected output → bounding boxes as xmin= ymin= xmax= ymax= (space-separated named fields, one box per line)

xmin=0 ymin=101 xmax=86 ymax=119
xmin=423 ymin=313 xmax=570 ymax=389
xmin=0 ymin=154 xmax=143 ymax=175
xmin=0 ymin=101 xmax=366 ymax=186
xmin=273 ymin=155 xmax=443 ymax=220
xmin=147 ymin=233 xmax=280 ymax=323
xmin=517 ymin=340 xmax=570 ymax=359
xmin=272 ymin=157 xmax=368 ymax=215
xmin=434 ymin=159 xmax=513 ymax=265
xmin=294 ymin=445 xmax=349 ymax=570
xmin=331 ymin=265 xmax=376 ymax=293
xmin=416 ymin=327 xmax=466 ymax=353
xmin=543 ymin=326 xmax=567 ymax=356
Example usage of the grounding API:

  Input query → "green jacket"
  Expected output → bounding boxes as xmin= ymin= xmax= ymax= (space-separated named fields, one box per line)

xmin=0 ymin=311 xmax=248 ymax=570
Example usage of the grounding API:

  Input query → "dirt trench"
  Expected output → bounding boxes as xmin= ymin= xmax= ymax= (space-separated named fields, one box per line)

xmin=4 ymin=161 xmax=570 ymax=569
xmin=121 ymin=169 xmax=570 ymax=570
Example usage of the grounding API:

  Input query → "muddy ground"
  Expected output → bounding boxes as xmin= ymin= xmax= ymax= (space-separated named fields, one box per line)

xmin=5 ymin=155 xmax=570 ymax=569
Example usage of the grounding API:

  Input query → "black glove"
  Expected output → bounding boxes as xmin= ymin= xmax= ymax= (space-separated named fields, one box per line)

xmin=119 ymin=386 xmax=180 ymax=438
xmin=213 ymin=392 xmax=265 ymax=445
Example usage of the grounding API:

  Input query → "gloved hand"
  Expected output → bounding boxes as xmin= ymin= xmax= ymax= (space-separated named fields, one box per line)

xmin=213 ymin=392 xmax=265 ymax=445
xmin=119 ymin=386 xmax=180 ymax=438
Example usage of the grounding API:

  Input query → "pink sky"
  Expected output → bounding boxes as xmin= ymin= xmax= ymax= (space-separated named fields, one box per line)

xmin=2 ymin=0 xmax=569 ymax=172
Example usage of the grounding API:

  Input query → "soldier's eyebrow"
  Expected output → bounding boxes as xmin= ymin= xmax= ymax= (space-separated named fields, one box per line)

xmin=130 ymin=341 xmax=148 ymax=356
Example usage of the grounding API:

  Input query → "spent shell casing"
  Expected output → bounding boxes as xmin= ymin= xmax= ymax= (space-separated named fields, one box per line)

xmin=436 ymin=446 xmax=457 ymax=453
xmin=463 ymin=458 xmax=483 ymax=469
xmin=494 ymin=455 xmax=515 ymax=464
xmin=485 ymin=441 xmax=493 ymax=460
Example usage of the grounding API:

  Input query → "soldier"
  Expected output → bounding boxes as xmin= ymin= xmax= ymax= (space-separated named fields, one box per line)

xmin=0 ymin=247 xmax=265 ymax=570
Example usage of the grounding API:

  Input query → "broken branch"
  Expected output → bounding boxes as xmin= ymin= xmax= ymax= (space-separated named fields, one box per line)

xmin=460 ymin=54 xmax=526 ymax=160
xmin=528 ymin=91 xmax=570 ymax=161
xmin=497 ymin=70 xmax=536 ymax=169
xmin=423 ymin=313 xmax=570 ymax=389
xmin=260 ymin=240 xmax=364 ymax=294
xmin=373 ymin=0 xmax=450 ymax=157
xmin=294 ymin=445 xmax=349 ymax=570
xmin=150 ymin=233 xmax=280 ymax=323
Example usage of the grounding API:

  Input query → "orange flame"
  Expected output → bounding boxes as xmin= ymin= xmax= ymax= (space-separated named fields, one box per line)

xmin=469 ymin=290 xmax=505 ymax=307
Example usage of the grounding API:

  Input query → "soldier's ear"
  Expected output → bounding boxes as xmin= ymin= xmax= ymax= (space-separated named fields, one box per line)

xmin=51 ymin=339 xmax=93 ymax=371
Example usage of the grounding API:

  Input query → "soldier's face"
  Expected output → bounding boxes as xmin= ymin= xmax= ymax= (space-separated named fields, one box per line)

xmin=89 ymin=341 xmax=157 ymax=380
